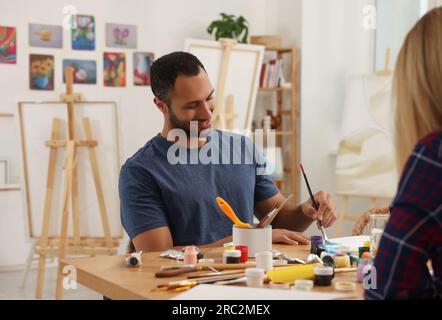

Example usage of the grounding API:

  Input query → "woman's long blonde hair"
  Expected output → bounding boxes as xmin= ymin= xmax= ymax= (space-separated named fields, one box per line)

xmin=394 ymin=7 xmax=442 ymax=171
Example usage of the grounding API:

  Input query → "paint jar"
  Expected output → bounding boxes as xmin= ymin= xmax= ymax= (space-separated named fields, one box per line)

xmin=314 ymin=266 xmax=334 ymax=286
xmin=198 ymin=258 xmax=215 ymax=265
xmin=334 ymin=253 xmax=351 ymax=268
xmin=255 ymin=251 xmax=273 ymax=272
xmin=245 ymin=268 xmax=265 ymax=288
xmin=335 ymin=282 xmax=356 ymax=292
xmin=269 ymin=281 xmax=290 ymax=290
xmin=232 ymin=225 xmax=272 ymax=257
xmin=361 ymin=252 xmax=371 ymax=260
xmin=223 ymin=249 xmax=241 ymax=264
xmin=223 ymin=242 xmax=235 ymax=251
xmin=359 ymin=246 xmax=370 ymax=258
xmin=183 ymin=245 xmax=198 ymax=265
xmin=235 ymin=245 xmax=248 ymax=263
xmin=293 ymin=279 xmax=314 ymax=291
xmin=357 ymin=258 xmax=371 ymax=282
xmin=310 ymin=235 xmax=324 ymax=255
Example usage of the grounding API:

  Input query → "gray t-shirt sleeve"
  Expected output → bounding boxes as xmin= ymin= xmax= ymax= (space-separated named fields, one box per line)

xmin=119 ymin=163 xmax=169 ymax=239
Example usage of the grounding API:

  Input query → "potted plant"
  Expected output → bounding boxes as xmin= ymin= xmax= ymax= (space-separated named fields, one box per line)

xmin=207 ymin=13 xmax=249 ymax=43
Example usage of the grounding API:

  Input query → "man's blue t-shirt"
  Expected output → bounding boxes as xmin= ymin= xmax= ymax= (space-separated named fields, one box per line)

xmin=119 ymin=130 xmax=278 ymax=246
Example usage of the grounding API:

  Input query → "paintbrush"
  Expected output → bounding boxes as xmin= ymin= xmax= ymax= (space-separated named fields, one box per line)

xmin=155 ymin=263 xmax=257 ymax=277
xmin=155 ymin=274 xmax=245 ymax=290
xmin=299 ymin=164 xmax=329 ymax=242
xmin=256 ymin=194 xmax=293 ymax=228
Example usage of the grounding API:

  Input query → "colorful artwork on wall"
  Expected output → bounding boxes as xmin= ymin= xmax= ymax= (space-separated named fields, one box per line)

xmin=63 ymin=59 xmax=97 ymax=84
xmin=103 ymin=52 xmax=126 ymax=87
xmin=105 ymin=23 xmax=137 ymax=49
xmin=72 ymin=15 xmax=95 ymax=50
xmin=29 ymin=54 xmax=54 ymax=90
xmin=0 ymin=26 xmax=17 ymax=64
xmin=133 ymin=52 xmax=154 ymax=86
xmin=29 ymin=24 xmax=62 ymax=48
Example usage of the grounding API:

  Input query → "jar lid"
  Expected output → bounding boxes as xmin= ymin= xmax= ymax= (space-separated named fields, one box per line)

xmin=223 ymin=242 xmax=235 ymax=248
xmin=224 ymin=249 xmax=241 ymax=257
xmin=335 ymin=282 xmax=356 ymax=291
xmin=335 ymin=253 xmax=346 ymax=257
xmin=314 ymin=266 xmax=334 ymax=276
xmin=269 ymin=281 xmax=290 ymax=289
xmin=184 ymin=245 xmax=197 ymax=253
xmin=294 ymin=279 xmax=314 ymax=290
xmin=311 ymin=235 xmax=324 ymax=244
xmin=245 ymin=268 xmax=265 ymax=277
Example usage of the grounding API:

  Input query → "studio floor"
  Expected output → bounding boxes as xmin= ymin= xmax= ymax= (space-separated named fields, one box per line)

xmin=0 ymin=266 xmax=100 ymax=300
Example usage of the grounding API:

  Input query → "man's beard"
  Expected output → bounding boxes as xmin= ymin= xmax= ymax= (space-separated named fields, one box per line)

xmin=168 ymin=107 xmax=211 ymax=138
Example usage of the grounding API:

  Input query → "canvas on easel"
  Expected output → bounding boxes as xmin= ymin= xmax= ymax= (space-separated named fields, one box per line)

xmin=185 ymin=38 xmax=264 ymax=132
xmin=18 ymin=67 xmax=121 ymax=299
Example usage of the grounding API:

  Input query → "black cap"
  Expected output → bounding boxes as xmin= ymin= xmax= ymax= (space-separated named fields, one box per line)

xmin=129 ymin=257 xmax=139 ymax=266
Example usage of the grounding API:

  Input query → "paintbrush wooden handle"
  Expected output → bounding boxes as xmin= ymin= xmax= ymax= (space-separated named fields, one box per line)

xmin=207 ymin=263 xmax=255 ymax=270
xmin=155 ymin=267 xmax=199 ymax=277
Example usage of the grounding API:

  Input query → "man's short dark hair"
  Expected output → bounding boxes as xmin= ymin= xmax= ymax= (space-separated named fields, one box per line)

xmin=150 ymin=51 xmax=206 ymax=106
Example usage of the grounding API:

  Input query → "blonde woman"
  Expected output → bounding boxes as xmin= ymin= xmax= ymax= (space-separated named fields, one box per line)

xmin=365 ymin=7 xmax=442 ymax=299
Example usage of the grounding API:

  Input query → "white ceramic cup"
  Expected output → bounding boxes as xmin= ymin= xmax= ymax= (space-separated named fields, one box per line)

xmin=232 ymin=225 xmax=272 ymax=258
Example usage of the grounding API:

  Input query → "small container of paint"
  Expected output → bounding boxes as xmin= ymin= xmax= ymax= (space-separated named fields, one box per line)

xmin=223 ymin=249 xmax=241 ymax=264
xmin=183 ymin=245 xmax=198 ymax=265
xmin=335 ymin=281 xmax=356 ymax=292
xmin=314 ymin=266 xmax=334 ymax=286
xmin=235 ymin=245 xmax=248 ymax=263
xmin=293 ymin=279 xmax=314 ymax=291
xmin=357 ymin=258 xmax=371 ymax=282
xmin=223 ymin=242 xmax=235 ymax=250
xmin=269 ymin=281 xmax=290 ymax=290
xmin=255 ymin=251 xmax=273 ymax=272
xmin=232 ymin=225 xmax=272 ymax=257
xmin=245 ymin=268 xmax=265 ymax=288
xmin=310 ymin=235 xmax=324 ymax=255
xmin=359 ymin=246 xmax=370 ymax=258
xmin=334 ymin=253 xmax=351 ymax=268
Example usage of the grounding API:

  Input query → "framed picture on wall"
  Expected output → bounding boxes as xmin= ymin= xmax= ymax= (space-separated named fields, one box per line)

xmin=62 ymin=59 xmax=97 ymax=84
xmin=133 ymin=52 xmax=154 ymax=86
xmin=72 ymin=15 xmax=95 ymax=50
xmin=29 ymin=54 xmax=54 ymax=90
xmin=29 ymin=24 xmax=62 ymax=48
xmin=105 ymin=23 xmax=137 ymax=49
xmin=0 ymin=26 xmax=17 ymax=64
xmin=103 ymin=52 xmax=126 ymax=87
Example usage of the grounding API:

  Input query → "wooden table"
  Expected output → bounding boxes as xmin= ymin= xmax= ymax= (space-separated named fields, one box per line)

xmin=60 ymin=245 xmax=364 ymax=300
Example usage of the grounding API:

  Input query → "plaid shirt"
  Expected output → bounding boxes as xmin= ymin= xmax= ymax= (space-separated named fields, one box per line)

xmin=365 ymin=131 xmax=442 ymax=300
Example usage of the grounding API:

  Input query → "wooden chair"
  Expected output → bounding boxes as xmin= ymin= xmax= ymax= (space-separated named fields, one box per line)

xmin=352 ymin=205 xmax=390 ymax=236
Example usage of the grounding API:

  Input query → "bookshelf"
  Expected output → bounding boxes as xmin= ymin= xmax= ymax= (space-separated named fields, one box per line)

xmin=255 ymin=45 xmax=300 ymax=202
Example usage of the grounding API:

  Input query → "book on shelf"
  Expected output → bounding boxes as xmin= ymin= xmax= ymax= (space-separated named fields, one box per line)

xmin=259 ymin=58 xmax=284 ymax=88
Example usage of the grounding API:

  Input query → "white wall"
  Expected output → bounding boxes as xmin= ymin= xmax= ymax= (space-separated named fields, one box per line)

xmin=0 ymin=0 xmax=279 ymax=267
xmin=299 ymin=0 xmax=377 ymax=235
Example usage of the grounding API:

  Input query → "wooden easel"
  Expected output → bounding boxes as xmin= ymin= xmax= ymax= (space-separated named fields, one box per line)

xmin=333 ymin=48 xmax=394 ymax=237
xmin=35 ymin=67 xmax=118 ymax=300
xmin=211 ymin=38 xmax=238 ymax=131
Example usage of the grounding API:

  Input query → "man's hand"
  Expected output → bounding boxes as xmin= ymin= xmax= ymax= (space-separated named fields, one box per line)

xmin=272 ymin=229 xmax=310 ymax=245
xmin=301 ymin=190 xmax=337 ymax=228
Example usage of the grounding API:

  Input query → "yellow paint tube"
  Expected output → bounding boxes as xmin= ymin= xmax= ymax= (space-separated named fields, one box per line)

xmin=267 ymin=264 xmax=320 ymax=283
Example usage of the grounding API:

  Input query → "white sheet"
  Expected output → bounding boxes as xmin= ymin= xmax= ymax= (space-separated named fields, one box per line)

xmin=171 ymin=284 xmax=350 ymax=300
